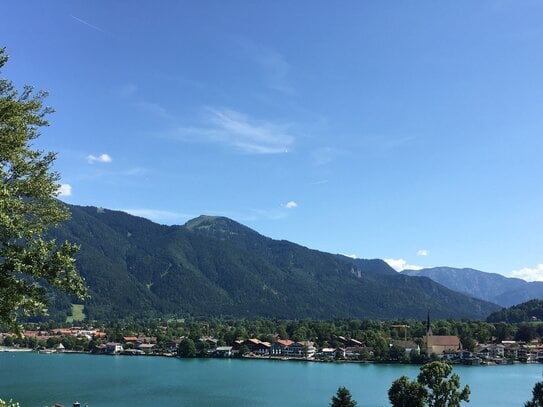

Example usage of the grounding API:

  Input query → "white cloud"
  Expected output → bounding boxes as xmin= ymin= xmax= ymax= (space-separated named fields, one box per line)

xmin=384 ymin=258 xmax=423 ymax=272
xmin=285 ymin=201 xmax=298 ymax=209
xmin=57 ymin=184 xmax=72 ymax=197
xmin=120 ymin=208 xmax=193 ymax=224
xmin=176 ymin=107 xmax=294 ymax=154
xmin=417 ymin=249 xmax=429 ymax=256
xmin=510 ymin=264 xmax=543 ymax=282
xmin=87 ymin=153 xmax=112 ymax=164
xmin=342 ymin=254 xmax=358 ymax=259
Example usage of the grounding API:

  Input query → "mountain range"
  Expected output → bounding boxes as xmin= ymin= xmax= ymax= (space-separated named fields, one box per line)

xmin=401 ymin=267 xmax=543 ymax=307
xmin=44 ymin=204 xmax=500 ymax=322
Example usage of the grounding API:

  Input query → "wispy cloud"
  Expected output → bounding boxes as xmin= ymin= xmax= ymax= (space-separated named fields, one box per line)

xmin=87 ymin=153 xmax=112 ymax=164
xmin=384 ymin=258 xmax=423 ymax=272
xmin=311 ymin=147 xmax=343 ymax=166
xmin=284 ymin=201 xmax=298 ymax=209
xmin=70 ymin=15 xmax=107 ymax=34
xmin=122 ymin=167 xmax=149 ymax=176
xmin=309 ymin=179 xmax=329 ymax=186
xmin=120 ymin=208 xmax=194 ymax=224
xmin=175 ymin=107 xmax=294 ymax=154
xmin=119 ymin=83 xmax=138 ymax=98
xmin=510 ymin=263 xmax=543 ymax=282
xmin=240 ymin=41 xmax=294 ymax=94
xmin=135 ymin=101 xmax=174 ymax=121
xmin=57 ymin=184 xmax=72 ymax=197
xmin=417 ymin=249 xmax=429 ymax=256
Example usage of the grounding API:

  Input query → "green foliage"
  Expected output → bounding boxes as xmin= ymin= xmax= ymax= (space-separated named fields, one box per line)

xmin=178 ymin=338 xmax=196 ymax=357
xmin=47 ymin=206 xmax=498 ymax=321
xmin=516 ymin=324 xmax=537 ymax=342
xmin=330 ymin=387 xmax=357 ymax=407
xmin=388 ymin=344 xmax=406 ymax=361
xmin=487 ymin=300 xmax=543 ymax=323
xmin=525 ymin=382 xmax=543 ymax=407
xmin=389 ymin=362 xmax=469 ymax=407
xmin=0 ymin=48 xmax=86 ymax=335
xmin=389 ymin=376 xmax=426 ymax=407
xmin=0 ymin=399 xmax=20 ymax=407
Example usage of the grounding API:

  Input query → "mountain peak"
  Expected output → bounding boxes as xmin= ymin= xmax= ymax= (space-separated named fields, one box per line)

xmin=184 ymin=214 xmax=264 ymax=242
xmin=184 ymin=215 xmax=227 ymax=230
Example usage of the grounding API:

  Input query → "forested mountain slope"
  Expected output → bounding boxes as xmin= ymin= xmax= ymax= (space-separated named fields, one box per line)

xmin=47 ymin=205 xmax=499 ymax=321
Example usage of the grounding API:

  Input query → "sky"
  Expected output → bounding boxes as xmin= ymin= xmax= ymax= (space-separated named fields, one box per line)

xmin=2 ymin=1 xmax=543 ymax=281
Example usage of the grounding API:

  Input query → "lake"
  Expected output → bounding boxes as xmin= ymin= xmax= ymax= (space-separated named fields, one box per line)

xmin=0 ymin=353 xmax=541 ymax=406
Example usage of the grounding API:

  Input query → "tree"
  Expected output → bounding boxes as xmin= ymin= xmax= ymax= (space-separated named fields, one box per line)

xmin=417 ymin=361 xmax=470 ymax=407
xmin=178 ymin=338 xmax=196 ymax=357
xmin=330 ymin=386 xmax=357 ymax=407
xmin=0 ymin=399 xmax=20 ymax=407
xmin=516 ymin=324 xmax=536 ymax=343
xmin=525 ymin=382 xmax=543 ymax=407
xmin=388 ymin=344 xmax=406 ymax=361
xmin=0 ymin=48 xmax=86 ymax=334
xmin=389 ymin=376 xmax=426 ymax=407
xmin=238 ymin=344 xmax=250 ymax=356
xmin=388 ymin=361 xmax=469 ymax=407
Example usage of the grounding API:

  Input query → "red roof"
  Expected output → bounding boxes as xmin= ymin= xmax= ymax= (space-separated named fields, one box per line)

xmin=427 ymin=336 xmax=460 ymax=346
xmin=275 ymin=339 xmax=294 ymax=346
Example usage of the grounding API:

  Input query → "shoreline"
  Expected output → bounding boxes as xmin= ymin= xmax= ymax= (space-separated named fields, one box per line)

xmin=1 ymin=346 xmax=538 ymax=367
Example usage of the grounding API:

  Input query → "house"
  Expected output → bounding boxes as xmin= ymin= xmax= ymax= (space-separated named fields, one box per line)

xmin=244 ymin=338 xmax=271 ymax=355
xmin=344 ymin=346 xmax=363 ymax=359
xmin=284 ymin=341 xmax=316 ymax=358
xmin=138 ymin=343 xmax=156 ymax=354
xmin=105 ymin=342 xmax=123 ymax=354
xmin=347 ymin=338 xmax=363 ymax=347
xmin=92 ymin=344 xmax=107 ymax=354
xmin=477 ymin=344 xmax=505 ymax=359
xmin=424 ymin=312 xmax=461 ymax=355
xmin=164 ymin=339 xmax=182 ymax=353
xmin=232 ymin=339 xmax=245 ymax=350
xmin=320 ymin=348 xmax=337 ymax=358
xmin=214 ymin=346 xmax=233 ymax=358
xmin=392 ymin=340 xmax=420 ymax=356
xmin=425 ymin=335 xmax=461 ymax=355
xmin=271 ymin=339 xmax=294 ymax=356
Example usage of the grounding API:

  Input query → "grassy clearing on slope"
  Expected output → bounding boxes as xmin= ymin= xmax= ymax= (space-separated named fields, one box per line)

xmin=66 ymin=304 xmax=85 ymax=323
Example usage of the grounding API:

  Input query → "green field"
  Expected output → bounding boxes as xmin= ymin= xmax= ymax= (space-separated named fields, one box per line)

xmin=66 ymin=304 xmax=86 ymax=323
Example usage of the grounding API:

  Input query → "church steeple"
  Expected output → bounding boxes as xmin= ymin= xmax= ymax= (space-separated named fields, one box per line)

xmin=426 ymin=309 xmax=432 ymax=336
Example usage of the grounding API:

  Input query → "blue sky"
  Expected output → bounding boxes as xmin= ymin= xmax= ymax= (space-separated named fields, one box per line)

xmin=2 ymin=1 xmax=543 ymax=280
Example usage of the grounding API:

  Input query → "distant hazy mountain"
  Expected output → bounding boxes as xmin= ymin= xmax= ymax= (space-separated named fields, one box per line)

xmin=402 ymin=267 xmax=543 ymax=307
xmin=47 ymin=206 xmax=499 ymax=321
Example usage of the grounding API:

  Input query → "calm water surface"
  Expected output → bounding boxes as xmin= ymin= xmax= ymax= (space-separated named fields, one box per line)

xmin=1 ymin=353 xmax=541 ymax=406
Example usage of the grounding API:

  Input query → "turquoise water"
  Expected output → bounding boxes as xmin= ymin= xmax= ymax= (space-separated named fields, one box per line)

xmin=0 ymin=353 xmax=541 ymax=406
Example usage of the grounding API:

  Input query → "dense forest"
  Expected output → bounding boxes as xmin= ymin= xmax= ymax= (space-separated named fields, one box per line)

xmin=487 ymin=300 xmax=543 ymax=323
xmin=45 ymin=205 xmax=499 ymax=322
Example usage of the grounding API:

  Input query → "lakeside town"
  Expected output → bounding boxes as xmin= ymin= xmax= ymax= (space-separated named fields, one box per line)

xmin=2 ymin=321 xmax=543 ymax=366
